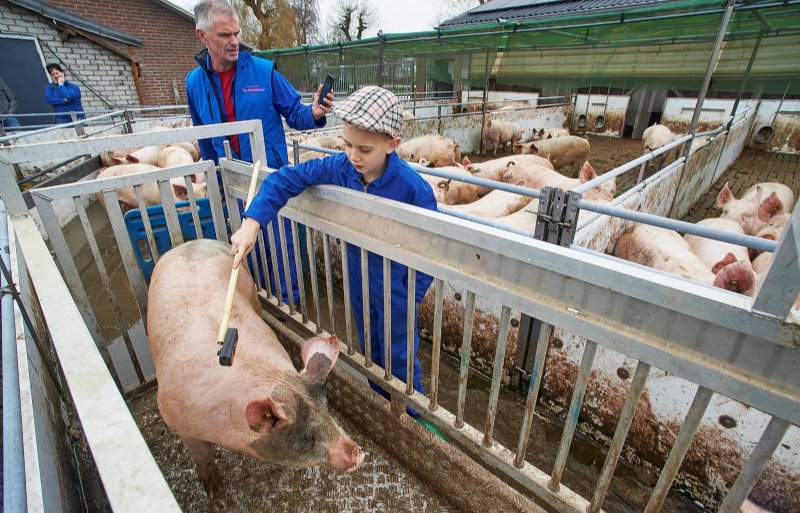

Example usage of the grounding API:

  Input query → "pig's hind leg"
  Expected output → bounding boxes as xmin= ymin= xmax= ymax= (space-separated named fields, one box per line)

xmin=182 ymin=435 xmax=224 ymax=499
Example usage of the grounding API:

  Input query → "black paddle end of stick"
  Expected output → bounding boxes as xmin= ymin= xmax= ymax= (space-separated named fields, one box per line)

xmin=218 ymin=328 xmax=239 ymax=366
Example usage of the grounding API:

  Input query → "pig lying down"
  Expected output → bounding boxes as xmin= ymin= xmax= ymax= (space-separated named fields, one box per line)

xmin=147 ymin=239 xmax=364 ymax=498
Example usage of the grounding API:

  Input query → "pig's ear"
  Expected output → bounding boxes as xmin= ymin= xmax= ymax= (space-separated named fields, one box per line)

xmin=529 ymin=144 xmax=539 ymax=155
xmin=170 ymin=178 xmax=189 ymax=200
xmin=579 ymin=161 xmax=597 ymax=182
xmin=758 ymin=192 xmax=784 ymax=221
xmin=245 ymin=398 xmax=287 ymax=433
xmin=716 ymin=183 xmax=733 ymax=208
xmin=301 ymin=335 xmax=340 ymax=383
xmin=462 ymin=156 xmax=471 ymax=167
xmin=437 ymin=179 xmax=451 ymax=190
xmin=712 ymin=252 xmax=738 ymax=274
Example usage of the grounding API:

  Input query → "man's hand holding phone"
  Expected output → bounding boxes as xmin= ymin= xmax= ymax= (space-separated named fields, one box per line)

xmin=312 ymin=74 xmax=335 ymax=120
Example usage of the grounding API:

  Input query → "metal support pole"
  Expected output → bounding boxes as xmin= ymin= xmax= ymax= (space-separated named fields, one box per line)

xmin=682 ymin=0 xmax=735 ymax=158
xmin=480 ymin=48 xmax=492 ymax=155
xmin=377 ymin=31 xmax=385 ymax=88
xmin=1 ymin=203 xmax=28 ymax=513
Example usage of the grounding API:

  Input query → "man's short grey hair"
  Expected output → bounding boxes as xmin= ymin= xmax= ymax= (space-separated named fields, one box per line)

xmin=194 ymin=0 xmax=238 ymax=32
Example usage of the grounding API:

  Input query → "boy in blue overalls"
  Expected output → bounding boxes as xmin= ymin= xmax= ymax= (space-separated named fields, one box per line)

xmin=230 ymin=86 xmax=438 ymax=417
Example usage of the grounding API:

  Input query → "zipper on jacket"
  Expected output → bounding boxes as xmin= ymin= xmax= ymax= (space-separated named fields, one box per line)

xmin=270 ymin=147 xmax=284 ymax=168
xmin=206 ymin=93 xmax=215 ymax=122
xmin=358 ymin=175 xmax=368 ymax=193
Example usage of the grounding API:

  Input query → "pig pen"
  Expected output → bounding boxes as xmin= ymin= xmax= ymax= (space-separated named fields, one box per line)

xmin=1 ymin=118 xmax=798 ymax=513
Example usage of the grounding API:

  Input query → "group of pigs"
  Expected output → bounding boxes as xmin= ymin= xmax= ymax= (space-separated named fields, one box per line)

xmin=96 ymin=128 xmax=207 ymax=211
xmin=395 ymin=131 xmax=611 ymax=232
xmin=614 ymin=181 xmax=795 ymax=300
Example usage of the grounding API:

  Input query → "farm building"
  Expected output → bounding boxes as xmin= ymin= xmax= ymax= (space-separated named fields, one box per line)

xmin=1 ymin=1 xmax=799 ymax=513
xmin=0 ymin=0 xmax=201 ymax=129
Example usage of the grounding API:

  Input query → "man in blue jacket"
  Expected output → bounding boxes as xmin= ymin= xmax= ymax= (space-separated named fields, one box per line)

xmin=187 ymin=0 xmax=333 ymax=302
xmin=229 ymin=86 xmax=438 ymax=401
xmin=45 ymin=63 xmax=85 ymax=124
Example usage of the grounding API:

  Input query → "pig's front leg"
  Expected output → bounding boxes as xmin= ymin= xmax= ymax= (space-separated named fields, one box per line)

xmin=182 ymin=436 xmax=223 ymax=499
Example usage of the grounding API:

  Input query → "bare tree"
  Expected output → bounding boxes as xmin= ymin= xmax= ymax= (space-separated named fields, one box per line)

xmin=436 ymin=0 xmax=486 ymax=25
xmin=233 ymin=0 xmax=298 ymax=49
xmin=325 ymin=0 xmax=378 ymax=43
xmin=291 ymin=0 xmax=320 ymax=45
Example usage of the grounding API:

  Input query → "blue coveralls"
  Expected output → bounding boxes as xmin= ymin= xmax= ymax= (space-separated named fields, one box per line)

xmin=44 ymin=81 xmax=85 ymax=124
xmin=244 ymin=151 xmax=438 ymax=393
xmin=186 ymin=47 xmax=325 ymax=302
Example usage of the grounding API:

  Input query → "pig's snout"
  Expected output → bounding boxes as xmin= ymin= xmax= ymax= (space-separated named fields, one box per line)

xmin=327 ymin=436 xmax=365 ymax=473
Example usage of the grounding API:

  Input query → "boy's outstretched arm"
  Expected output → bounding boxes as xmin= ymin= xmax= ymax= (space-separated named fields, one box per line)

xmin=230 ymin=218 xmax=262 ymax=269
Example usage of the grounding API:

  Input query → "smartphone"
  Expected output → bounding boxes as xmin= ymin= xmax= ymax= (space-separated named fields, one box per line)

xmin=319 ymin=74 xmax=335 ymax=106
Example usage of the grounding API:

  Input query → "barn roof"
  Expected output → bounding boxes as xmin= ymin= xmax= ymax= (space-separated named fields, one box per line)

xmin=9 ymin=0 xmax=142 ymax=46
xmin=439 ymin=0 xmax=674 ymax=28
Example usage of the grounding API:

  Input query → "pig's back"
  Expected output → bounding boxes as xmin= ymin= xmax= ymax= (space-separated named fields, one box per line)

xmin=146 ymin=239 xmax=262 ymax=364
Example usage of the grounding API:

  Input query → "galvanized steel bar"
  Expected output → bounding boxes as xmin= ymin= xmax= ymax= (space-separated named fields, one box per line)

xmin=100 ymin=189 xmax=149 ymax=319
xmin=588 ymin=361 xmax=652 ymax=513
xmin=256 ymin=231 xmax=273 ymax=298
xmin=455 ymin=291 xmax=476 ymax=429
xmin=291 ymin=220 xmax=308 ymax=324
xmin=751 ymin=208 xmax=800 ymax=318
xmin=277 ymin=218 xmax=296 ymax=315
xmin=205 ymin=166 xmax=228 ymax=243
xmin=550 ymin=340 xmax=598 ymax=491
xmin=73 ymin=197 xmax=144 ymax=384
xmin=183 ymin=176 xmax=202 ymax=237
xmin=323 ymin=234 xmax=335 ymax=333
xmin=305 ymin=228 xmax=322 ymax=333
xmin=383 ymin=257 xmax=392 ymax=381
xmin=133 ymin=185 xmax=160 ymax=264
xmin=483 ymin=305 xmax=511 ymax=447
xmin=428 ymin=278 xmax=444 ymax=411
xmin=155 ymin=180 xmax=184 ymax=249
xmin=340 ymin=239 xmax=354 ymax=354
xmin=644 ymin=386 xmax=715 ymax=513
xmin=515 ymin=322 xmax=552 ymax=467
xmin=406 ymin=268 xmax=416 ymax=396
xmin=718 ymin=416 xmax=790 ymax=513
xmin=28 ymin=195 xmax=103 ymax=343
xmin=682 ymin=0 xmax=736 ymax=158
xmin=265 ymin=223 xmax=283 ymax=308
xmin=1 ymin=205 xmax=27 ymax=513
xmin=361 ymin=247 xmax=371 ymax=367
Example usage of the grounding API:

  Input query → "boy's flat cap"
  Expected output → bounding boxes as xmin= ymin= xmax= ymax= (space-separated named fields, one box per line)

xmin=333 ymin=86 xmax=403 ymax=138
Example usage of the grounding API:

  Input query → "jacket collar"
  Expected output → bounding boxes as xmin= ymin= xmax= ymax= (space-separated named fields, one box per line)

xmin=353 ymin=152 xmax=403 ymax=188
xmin=194 ymin=45 xmax=252 ymax=72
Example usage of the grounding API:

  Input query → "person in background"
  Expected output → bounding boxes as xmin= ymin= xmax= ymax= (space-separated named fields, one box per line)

xmin=229 ymin=86 xmax=441 ymax=434
xmin=0 ymin=76 xmax=20 ymax=131
xmin=44 ymin=63 xmax=85 ymax=124
xmin=186 ymin=0 xmax=333 ymax=303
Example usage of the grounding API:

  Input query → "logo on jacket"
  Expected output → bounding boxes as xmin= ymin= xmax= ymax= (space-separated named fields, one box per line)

xmin=242 ymin=85 xmax=265 ymax=94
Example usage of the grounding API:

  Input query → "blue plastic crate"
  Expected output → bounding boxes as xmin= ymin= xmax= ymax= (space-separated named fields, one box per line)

xmin=124 ymin=198 xmax=222 ymax=282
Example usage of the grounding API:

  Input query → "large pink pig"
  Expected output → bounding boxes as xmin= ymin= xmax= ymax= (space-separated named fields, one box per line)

xmin=502 ymin=160 xmax=616 ymax=200
xmin=147 ymin=239 xmax=365 ymax=498
xmin=716 ymin=182 xmax=795 ymax=235
xmin=482 ymin=119 xmax=521 ymax=157
xmin=396 ymin=135 xmax=462 ymax=167
xmin=684 ymin=217 xmax=750 ymax=274
xmin=642 ymin=123 xmax=675 ymax=170
xmin=449 ymin=189 xmax=532 ymax=218
xmin=464 ymin=154 xmax=554 ymax=197
xmin=95 ymin=164 xmax=207 ymax=212
xmin=614 ymin=224 xmax=754 ymax=294
xmin=518 ymin=135 xmax=591 ymax=173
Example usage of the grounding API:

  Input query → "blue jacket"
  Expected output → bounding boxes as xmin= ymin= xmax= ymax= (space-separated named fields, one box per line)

xmin=245 ymin=152 xmax=438 ymax=392
xmin=45 ymin=81 xmax=85 ymax=124
xmin=186 ymin=48 xmax=324 ymax=168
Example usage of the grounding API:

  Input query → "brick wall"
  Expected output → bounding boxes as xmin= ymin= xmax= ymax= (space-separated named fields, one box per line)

xmin=44 ymin=0 xmax=204 ymax=106
xmin=0 ymin=1 xmax=139 ymax=113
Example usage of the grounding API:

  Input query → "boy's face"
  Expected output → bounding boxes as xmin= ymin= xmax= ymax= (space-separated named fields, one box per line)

xmin=342 ymin=122 xmax=400 ymax=183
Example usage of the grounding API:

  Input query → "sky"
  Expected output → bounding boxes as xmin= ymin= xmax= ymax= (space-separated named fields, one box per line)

xmin=169 ymin=0 xmax=447 ymax=40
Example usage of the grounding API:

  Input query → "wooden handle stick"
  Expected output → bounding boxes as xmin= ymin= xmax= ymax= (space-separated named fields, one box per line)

xmin=217 ymin=160 xmax=261 ymax=347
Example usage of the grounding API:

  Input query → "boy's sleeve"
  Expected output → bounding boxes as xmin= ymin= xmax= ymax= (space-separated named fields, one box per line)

xmin=243 ymin=155 xmax=338 ymax=228
xmin=271 ymin=69 xmax=326 ymax=130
